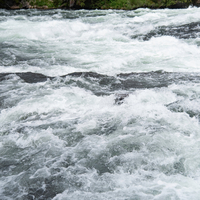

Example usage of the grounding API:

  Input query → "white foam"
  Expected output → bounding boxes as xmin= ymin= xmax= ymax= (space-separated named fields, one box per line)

xmin=1 ymin=8 xmax=200 ymax=200
xmin=1 ymin=8 xmax=200 ymax=76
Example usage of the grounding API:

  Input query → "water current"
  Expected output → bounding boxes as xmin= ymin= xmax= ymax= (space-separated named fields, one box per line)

xmin=1 ymin=7 xmax=200 ymax=200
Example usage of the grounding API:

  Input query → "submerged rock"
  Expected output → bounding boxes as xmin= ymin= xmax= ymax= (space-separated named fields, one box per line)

xmin=166 ymin=98 xmax=200 ymax=119
xmin=115 ymin=94 xmax=129 ymax=105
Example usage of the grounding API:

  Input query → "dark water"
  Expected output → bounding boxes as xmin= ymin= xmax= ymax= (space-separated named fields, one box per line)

xmin=132 ymin=22 xmax=200 ymax=40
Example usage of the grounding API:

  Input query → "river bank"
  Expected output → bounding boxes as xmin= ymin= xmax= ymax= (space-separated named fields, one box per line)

xmin=0 ymin=0 xmax=200 ymax=10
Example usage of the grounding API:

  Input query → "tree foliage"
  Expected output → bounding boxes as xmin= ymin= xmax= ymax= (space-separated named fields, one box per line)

xmin=0 ymin=0 xmax=195 ymax=9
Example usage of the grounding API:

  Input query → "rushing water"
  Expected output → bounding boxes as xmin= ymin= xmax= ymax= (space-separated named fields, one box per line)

xmin=1 ymin=7 xmax=200 ymax=200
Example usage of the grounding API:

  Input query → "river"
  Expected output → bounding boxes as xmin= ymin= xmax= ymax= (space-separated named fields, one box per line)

xmin=1 ymin=7 xmax=200 ymax=200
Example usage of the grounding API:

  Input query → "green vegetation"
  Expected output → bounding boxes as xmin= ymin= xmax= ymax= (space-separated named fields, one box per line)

xmin=52 ymin=0 xmax=63 ymax=7
xmin=0 ymin=0 xmax=195 ymax=9
xmin=29 ymin=0 xmax=55 ymax=7
xmin=53 ymin=0 xmax=193 ymax=9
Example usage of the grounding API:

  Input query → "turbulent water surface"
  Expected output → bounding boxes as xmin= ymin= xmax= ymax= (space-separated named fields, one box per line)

xmin=1 ymin=7 xmax=200 ymax=200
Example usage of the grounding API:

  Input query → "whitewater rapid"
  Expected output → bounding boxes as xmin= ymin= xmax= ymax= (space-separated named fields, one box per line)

xmin=1 ymin=7 xmax=200 ymax=200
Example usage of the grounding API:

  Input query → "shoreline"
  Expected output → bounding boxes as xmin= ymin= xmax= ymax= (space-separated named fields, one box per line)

xmin=1 ymin=0 xmax=200 ymax=11
xmin=2 ymin=5 xmax=200 ymax=11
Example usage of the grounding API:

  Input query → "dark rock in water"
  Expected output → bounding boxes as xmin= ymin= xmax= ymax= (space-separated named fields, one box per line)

xmin=0 ymin=73 xmax=11 ymax=82
xmin=132 ymin=22 xmax=200 ymax=40
xmin=16 ymin=72 xmax=50 ymax=83
xmin=2 ymin=71 xmax=200 ymax=98
xmin=117 ymin=71 xmax=171 ymax=89
xmin=0 ymin=72 xmax=50 ymax=83
xmin=166 ymin=98 xmax=200 ymax=119
xmin=115 ymin=94 xmax=129 ymax=105
xmin=2 ymin=71 xmax=200 ymax=108
xmin=65 ymin=71 xmax=108 ymax=79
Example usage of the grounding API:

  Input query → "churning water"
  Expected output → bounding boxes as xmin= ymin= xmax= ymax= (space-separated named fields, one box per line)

xmin=1 ymin=7 xmax=200 ymax=200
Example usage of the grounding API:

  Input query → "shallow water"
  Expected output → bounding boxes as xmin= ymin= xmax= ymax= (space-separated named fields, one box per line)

xmin=1 ymin=7 xmax=200 ymax=200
